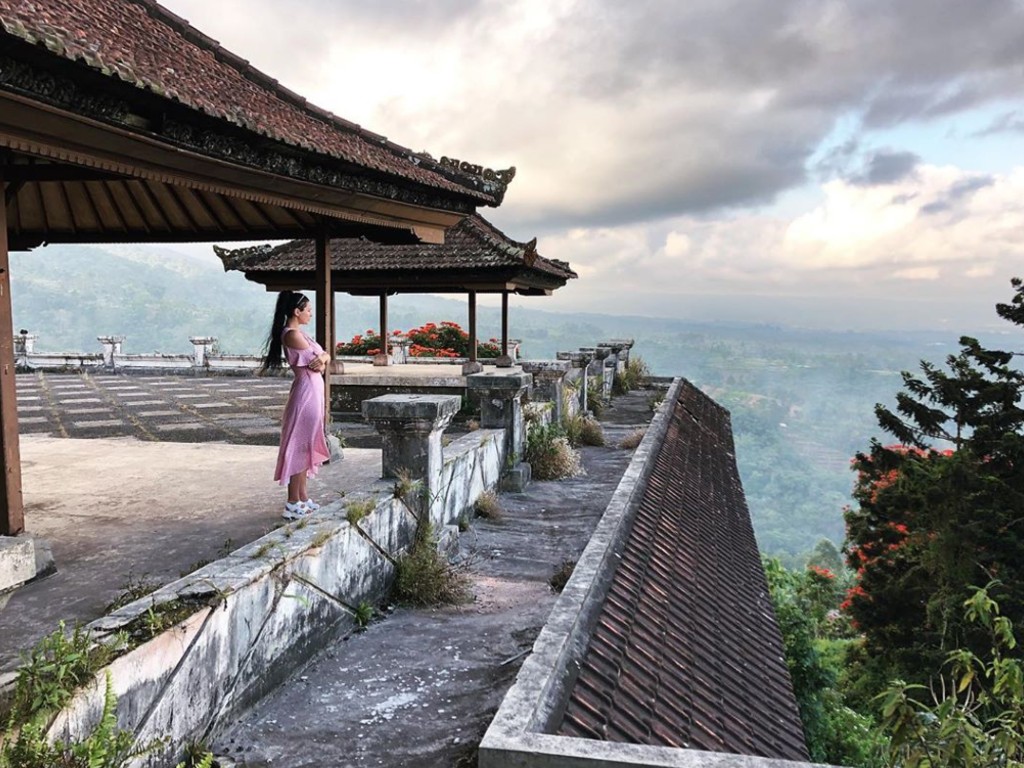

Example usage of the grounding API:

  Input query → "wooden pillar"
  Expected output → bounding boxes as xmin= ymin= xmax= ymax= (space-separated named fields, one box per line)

xmin=0 ymin=174 xmax=24 ymax=535
xmin=378 ymin=294 xmax=388 ymax=354
xmin=468 ymin=290 xmax=478 ymax=363
xmin=501 ymin=291 xmax=509 ymax=357
xmin=314 ymin=233 xmax=332 ymax=415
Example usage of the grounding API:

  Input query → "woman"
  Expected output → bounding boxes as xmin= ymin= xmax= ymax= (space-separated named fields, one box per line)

xmin=261 ymin=291 xmax=331 ymax=519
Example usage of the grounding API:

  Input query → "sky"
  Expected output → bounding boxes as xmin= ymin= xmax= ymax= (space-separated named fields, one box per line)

xmin=158 ymin=0 xmax=1024 ymax=333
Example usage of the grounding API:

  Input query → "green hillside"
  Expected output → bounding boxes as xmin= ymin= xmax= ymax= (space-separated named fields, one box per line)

xmin=10 ymin=243 xmax=959 ymax=564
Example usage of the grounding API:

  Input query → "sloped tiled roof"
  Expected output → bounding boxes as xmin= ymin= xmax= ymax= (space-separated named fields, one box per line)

xmin=0 ymin=0 xmax=507 ymax=204
xmin=558 ymin=381 xmax=809 ymax=761
xmin=215 ymin=213 xmax=577 ymax=282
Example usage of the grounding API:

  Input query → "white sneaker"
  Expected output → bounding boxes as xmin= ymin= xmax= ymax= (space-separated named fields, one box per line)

xmin=302 ymin=498 xmax=321 ymax=511
xmin=282 ymin=501 xmax=311 ymax=520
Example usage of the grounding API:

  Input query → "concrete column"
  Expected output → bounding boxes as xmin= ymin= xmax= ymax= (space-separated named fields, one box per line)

xmin=466 ymin=371 xmax=532 ymax=489
xmin=97 ymin=335 xmax=126 ymax=370
xmin=520 ymin=360 xmax=571 ymax=424
xmin=189 ymin=336 xmax=217 ymax=368
xmin=362 ymin=394 xmax=460 ymax=481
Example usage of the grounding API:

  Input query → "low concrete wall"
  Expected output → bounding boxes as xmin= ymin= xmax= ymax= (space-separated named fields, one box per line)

xmin=35 ymin=427 xmax=505 ymax=767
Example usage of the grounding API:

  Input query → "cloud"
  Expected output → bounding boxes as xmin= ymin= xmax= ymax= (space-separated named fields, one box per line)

xmin=153 ymin=0 xmax=1024 ymax=331
xmin=159 ymin=0 xmax=1024 ymax=232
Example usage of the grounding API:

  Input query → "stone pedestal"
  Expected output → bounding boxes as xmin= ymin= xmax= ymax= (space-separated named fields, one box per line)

xmin=372 ymin=352 xmax=392 ymax=367
xmin=189 ymin=336 xmax=217 ymax=368
xmin=97 ymin=335 xmax=126 ymax=369
xmin=13 ymin=332 xmax=37 ymax=358
xmin=362 ymin=394 xmax=461 ymax=480
xmin=520 ymin=360 xmax=571 ymax=424
xmin=493 ymin=355 xmax=514 ymax=369
xmin=466 ymin=371 xmax=532 ymax=474
xmin=461 ymin=360 xmax=484 ymax=375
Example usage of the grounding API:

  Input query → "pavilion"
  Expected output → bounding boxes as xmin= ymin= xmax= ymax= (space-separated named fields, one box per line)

xmin=0 ymin=0 xmax=513 ymax=537
xmin=213 ymin=212 xmax=577 ymax=369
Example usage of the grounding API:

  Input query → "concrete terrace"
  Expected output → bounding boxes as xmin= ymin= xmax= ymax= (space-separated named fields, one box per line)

xmin=1 ymin=370 xmax=657 ymax=766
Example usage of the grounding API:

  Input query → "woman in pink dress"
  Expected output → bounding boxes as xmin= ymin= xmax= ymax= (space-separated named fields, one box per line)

xmin=261 ymin=291 xmax=331 ymax=519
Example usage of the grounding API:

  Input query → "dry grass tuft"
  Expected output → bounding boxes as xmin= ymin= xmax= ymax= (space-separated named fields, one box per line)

xmin=619 ymin=428 xmax=647 ymax=450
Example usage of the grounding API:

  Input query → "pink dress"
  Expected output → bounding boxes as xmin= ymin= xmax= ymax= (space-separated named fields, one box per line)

xmin=274 ymin=330 xmax=331 ymax=484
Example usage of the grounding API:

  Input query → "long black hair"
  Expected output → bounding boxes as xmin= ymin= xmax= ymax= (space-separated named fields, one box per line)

xmin=261 ymin=291 xmax=310 ymax=371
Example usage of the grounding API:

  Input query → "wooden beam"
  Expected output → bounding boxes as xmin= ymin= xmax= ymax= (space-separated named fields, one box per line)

xmin=0 ymin=175 xmax=25 ymax=535
xmin=501 ymin=291 xmax=509 ymax=356
xmin=314 ymin=232 xmax=332 ymax=418
xmin=379 ymin=294 xmax=389 ymax=357
xmin=0 ymin=164 xmax=127 ymax=183
xmin=4 ymin=180 xmax=24 ymax=207
xmin=468 ymin=290 xmax=478 ymax=364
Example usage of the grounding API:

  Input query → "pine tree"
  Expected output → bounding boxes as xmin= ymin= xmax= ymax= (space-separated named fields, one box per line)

xmin=843 ymin=279 xmax=1024 ymax=694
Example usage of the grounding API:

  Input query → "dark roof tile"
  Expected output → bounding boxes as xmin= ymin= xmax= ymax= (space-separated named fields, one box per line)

xmin=215 ymin=213 xmax=577 ymax=282
xmin=557 ymin=381 xmax=809 ymax=761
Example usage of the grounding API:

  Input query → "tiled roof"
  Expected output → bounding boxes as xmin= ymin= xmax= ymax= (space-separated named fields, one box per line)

xmin=215 ymin=213 xmax=577 ymax=281
xmin=0 ymin=0 xmax=506 ymax=203
xmin=558 ymin=382 xmax=809 ymax=761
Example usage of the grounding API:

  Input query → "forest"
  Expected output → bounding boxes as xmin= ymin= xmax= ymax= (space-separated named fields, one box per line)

xmin=9 ymin=243 xmax=961 ymax=564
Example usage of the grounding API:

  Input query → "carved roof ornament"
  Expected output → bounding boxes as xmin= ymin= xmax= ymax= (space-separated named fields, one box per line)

xmin=439 ymin=156 xmax=516 ymax=186
xmin=523 ymin=237 xmax=538 ymax=267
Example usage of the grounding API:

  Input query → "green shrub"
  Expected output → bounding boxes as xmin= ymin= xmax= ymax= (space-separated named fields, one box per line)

xmin=613 ymin=356 xmax=651 ymax=394
xmin=2 ymin=673 xmax=142 ymax=768
xmin=12 ymin=622 xmax=121 ymax=726
xmin=878 ymin=583 xmax=1024 ymax=768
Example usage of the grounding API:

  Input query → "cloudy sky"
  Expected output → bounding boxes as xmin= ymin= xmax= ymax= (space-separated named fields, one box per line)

xmin=162 ymin=0 xmax=1024 ymax=332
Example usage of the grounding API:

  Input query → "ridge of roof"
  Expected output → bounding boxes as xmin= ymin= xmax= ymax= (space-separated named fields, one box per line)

xmin=0 ymin=0 xmax=513 ymax=203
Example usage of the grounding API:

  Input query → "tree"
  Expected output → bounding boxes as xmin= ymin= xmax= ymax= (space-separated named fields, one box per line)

xmin=843 ymin=279 xmax=1024 ymax=694
xmin=879 ymin=583 xmax=1024 ymax=768
xmin=763 ymin=557 xmax=883 ymax=765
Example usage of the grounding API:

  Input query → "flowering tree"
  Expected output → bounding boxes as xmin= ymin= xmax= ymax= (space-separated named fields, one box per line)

xmin=843 ymin=279 xmax=1024 ymax=695
xmin=336 ymin=321 xmax=501 ymax=359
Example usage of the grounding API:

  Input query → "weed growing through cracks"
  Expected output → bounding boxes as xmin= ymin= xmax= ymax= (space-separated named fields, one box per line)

xmin=391 ymin=522 xmax=471 ymax=607
xmin=354 ymin=601 xmax=375 ymax=630
xmin=619 ymin=428 xmax=646 ymax=450
xmin=106 ymin=572 xmax=160 ymax=612
xmin=473 ymin=490 xmax=503 ymax=521
xmin=11 ymin=621 xmax=123 ymax=726
xmin=346 ymin=498 xmax=376 ymax=526
xmin=550 ymin=560 xmax=576 ymax=593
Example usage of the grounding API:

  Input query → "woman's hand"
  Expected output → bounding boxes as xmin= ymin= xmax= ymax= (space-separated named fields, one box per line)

xmin=309 ymin=352 xmax=330 ymax=373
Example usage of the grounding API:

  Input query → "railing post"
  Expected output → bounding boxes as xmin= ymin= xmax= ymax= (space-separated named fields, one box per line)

xmin=189 ymin=336 xmax=217 ymax=369
xmin=466 ymin=371 xmax=532 ymax=490
xmin=520 ymin=360 xmax=571 ymax=425
xmin=363 ymin=394 xmax=461 ymax=522
xmin=97 ymin=335 xmax=125 ymax=371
